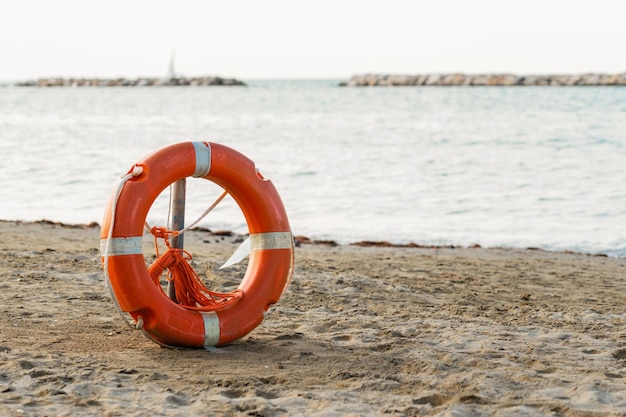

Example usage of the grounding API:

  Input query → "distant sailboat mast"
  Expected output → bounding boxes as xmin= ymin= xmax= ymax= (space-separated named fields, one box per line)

xmin=167 ymin=52 xmax=176 ymax=79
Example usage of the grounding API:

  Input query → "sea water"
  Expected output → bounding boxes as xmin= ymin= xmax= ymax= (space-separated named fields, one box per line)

xmin=0 ymin=80 xmax=624 ymax=256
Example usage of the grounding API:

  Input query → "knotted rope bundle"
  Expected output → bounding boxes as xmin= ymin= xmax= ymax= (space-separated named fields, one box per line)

xmin=147 ymin=226 xmax=241 ymax=311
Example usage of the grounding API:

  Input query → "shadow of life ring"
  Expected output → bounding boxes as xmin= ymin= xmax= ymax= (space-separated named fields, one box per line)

xmin=100 ymin=142 xmax=294 ymax=348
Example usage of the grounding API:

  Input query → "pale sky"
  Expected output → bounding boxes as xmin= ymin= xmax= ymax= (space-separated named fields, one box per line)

xmin=1 ymin=0 xmax=625 ymax=81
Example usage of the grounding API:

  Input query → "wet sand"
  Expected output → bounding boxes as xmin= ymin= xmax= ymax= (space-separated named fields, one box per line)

xmin=1 ymin=220 xmax=625 ymax=416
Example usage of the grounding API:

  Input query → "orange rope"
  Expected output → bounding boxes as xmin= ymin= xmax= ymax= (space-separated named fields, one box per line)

xmin=147 ymin=227 xmax=241 ymax=311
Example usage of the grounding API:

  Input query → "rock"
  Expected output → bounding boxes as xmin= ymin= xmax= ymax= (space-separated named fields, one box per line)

xmin=15 ymin=76 xmax=246 ymax=87
xmin=424 ymin=74 xmax=442 ymax=85
xmin=340 ymin=73 xmax=626 ymax=87
xmin=441 ymin=73 xmax=466 ymax=86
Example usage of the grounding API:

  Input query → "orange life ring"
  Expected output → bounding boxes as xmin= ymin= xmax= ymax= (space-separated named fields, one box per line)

xmin=100 ymin=142 xmax=294 ymax=348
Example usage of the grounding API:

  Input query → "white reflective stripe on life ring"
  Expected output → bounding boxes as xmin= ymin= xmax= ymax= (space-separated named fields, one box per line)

xmin=250 ymin=232 xmax=293 ymax=251
xmin=192 ymin=141 xmax=211 ymax=178
xmin=201 ymin=311 xmax=220 ymax=347
xmin=100 ymin=236 xmax=143 ymax=256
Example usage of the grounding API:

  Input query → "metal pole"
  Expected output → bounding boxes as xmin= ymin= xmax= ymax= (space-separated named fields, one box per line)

xmin=168 ymin=179 xmax=186 ymax=302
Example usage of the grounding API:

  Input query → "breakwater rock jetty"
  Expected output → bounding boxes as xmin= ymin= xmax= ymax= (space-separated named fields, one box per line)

xmin=340 ymin=73 xmax=626 ymax=87
xmin=15 ymin=76 xmax=245 ymax=87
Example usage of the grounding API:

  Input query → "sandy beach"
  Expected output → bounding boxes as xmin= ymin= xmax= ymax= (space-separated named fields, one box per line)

xmin=1 ymin=220 xmax=625 ymax=416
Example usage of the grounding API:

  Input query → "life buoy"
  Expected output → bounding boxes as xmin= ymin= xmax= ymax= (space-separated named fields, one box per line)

xmin=100 ymin=142 xmax=294 ymax=348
